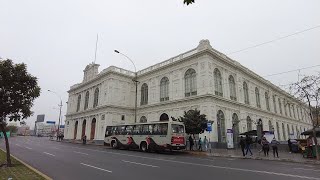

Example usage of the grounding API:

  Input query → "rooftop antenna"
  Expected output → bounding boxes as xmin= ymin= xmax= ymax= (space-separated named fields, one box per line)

xmin=93 ymin=34 xmax=99 ymax=64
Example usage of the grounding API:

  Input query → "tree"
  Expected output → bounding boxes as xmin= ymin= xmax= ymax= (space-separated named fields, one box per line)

xmin=183 ymin=0 xmax=195 ymax=5
xmin=0 ymin=59 xmax=40 ymax=167
xmin=290 ymin=73 xmax=320 ymax=160
xmin=5 ymin=125 xmax=18 ymax=134
xmin=172 ymin=109 xmax=208 ymax=135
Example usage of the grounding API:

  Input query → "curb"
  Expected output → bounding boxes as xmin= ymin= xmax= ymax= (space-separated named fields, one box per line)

xmin=185 ymin=151 xmax=320 ymax=165
xmin=0 ymin=148 xmax=52 ymax=180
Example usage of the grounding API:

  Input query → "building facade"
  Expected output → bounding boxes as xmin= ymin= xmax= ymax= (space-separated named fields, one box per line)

xmin=64 ymin=40 xmax=312 ymax=146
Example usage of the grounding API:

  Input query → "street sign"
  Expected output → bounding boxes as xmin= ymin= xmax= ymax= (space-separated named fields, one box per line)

xmin=206 ymin=122 xmax=212 ymax=132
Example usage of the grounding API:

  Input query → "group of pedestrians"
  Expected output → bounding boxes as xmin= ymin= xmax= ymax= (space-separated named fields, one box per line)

xmin=188 ymin=135 xmax=209 ymax=151
xmin=239 ymin=135 xmax=280 ymax=158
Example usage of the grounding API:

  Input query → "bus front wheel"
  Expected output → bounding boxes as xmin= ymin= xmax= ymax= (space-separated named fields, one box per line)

xmin=140 ymin=142 xmax=148 ymax=152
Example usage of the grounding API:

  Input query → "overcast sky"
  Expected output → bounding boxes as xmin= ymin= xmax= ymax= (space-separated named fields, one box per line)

xmin=1 ymin=0 xmax=319 ymax=129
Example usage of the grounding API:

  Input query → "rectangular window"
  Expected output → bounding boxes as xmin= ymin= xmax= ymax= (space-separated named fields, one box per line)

xmin=121 ymin=115 xmax=125 ymax=121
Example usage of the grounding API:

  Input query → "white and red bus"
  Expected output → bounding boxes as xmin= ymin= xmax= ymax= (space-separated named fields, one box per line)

xmin=104 ymin=121 xmax=186 ymax=152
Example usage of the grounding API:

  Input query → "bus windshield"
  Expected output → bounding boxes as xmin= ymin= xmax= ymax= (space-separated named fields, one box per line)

xmin=171 ymin=124 xmax=184 ymax=134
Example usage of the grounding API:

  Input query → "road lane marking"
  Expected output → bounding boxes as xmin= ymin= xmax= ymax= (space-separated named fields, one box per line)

xmin=80 ymin=163 xmax=112 ymax=173
xmin=25 ymin=147 xmax=32 ymax=150
xmin=122 ymin=160 xmax=159 ymax=168
xmin=295 ymin=168 xmax=320 ymax=172
xmin=70 ymin=148 xmax=320 ymax=180
xmin=15 ymin=144 xmax=21 ymax=147
xmin=74 ymin=151 xmax=89 ymax=155
xmin=43 ymin=152 xmax=55 ymax=157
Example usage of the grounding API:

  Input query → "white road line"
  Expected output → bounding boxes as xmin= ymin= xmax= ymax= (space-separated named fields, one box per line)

xmin=50 ymin=145 xmax=320 ymax=179
xmin=122 ymin=160 xmax=159 ymax=168
xmin=43 ymin=152 xmax=55 ymax=157
xmin=295 ymin=168 xmax=320 ymax=172
xmin=25 ymin=146 xmax=32 ymax=150
xmin=15 ymin=144 xmax=21 ymax=147
xmin=80 ymin=163 xmax=112 ymax=173
xmin=74 ymin=151 xmax=89 ymax=155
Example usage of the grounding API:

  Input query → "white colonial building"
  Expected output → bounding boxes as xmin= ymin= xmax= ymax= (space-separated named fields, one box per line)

xmin=64 ymin=40 xmax=312 ymax=147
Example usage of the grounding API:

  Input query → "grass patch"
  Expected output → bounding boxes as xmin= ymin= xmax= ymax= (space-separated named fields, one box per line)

xmin=0 ymin=149 xmax=47 ymax=180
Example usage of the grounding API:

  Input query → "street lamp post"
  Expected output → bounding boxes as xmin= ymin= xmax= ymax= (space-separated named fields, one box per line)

xmin=114 ymin=50 xmax=138 ymax=123
xmin=48 ymin=90 xmax=63 ymax=140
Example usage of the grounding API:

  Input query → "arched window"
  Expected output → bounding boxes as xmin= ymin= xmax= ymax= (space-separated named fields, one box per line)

xmin=243 ymin=82 xmax=249 ymax=105
xmin=293 ymin=105 xmax=296 ymax=119
xmin=276 ymin=122 xmax=280 ymax=140
xmin=141 ymin=83 xmax=148 ymax=105
xmin=232 ymin=113 xmax=239 ymax=144
xmin=160 ymin=113 xmax=169 ymax=121
xmin=273 ymin=95 xmax=277 ymax=113
xmin=284 ymin=99 xmax=288 ymax=116
xmin=265 ymin=92 xmax=270 ymax=111
xmin=255 ymin=87 xmax=261 ymax=108
xmin=268 ymin=120 xmax=273 ymax=131
xmin=292 ymin=125 xmax=295 ymax=137
xmin=282 ymin=123 xmax=286 ymax=141
xmin=217 ymin=110 xmax=226 ymax=143
xmin=82 ymin=120 xmax=86 ymax=138
xmin=247 ymin=116 xmax=252 ymax=131
xmin=140 ymin=116 xmax=147 ymax=123
xmin=84 ymin=91 xmax=89 ymax=110
xmin=90 ymin=118 xmax=96 ymax=140
xmin=74 ymin=121 xmax=78 ymax=139
xmin=93 ymin=88 xmax=99 ymax=108
xmin=160 ymin=77 xmax=169 ymax=102
xmin=288 ymin=103 xmax=292 ymax=117
xmin=185 ymin=68 xmax=197 ymax=97
xmin=77 ymin=95 xmax=81 ymax=112
xmin=229 ymin=75 xmax=236 ymax=101
xmin=278 ymin=98 xmax=282 ymax=115
xmin=214 ymin=68 xmax=223 ymax=96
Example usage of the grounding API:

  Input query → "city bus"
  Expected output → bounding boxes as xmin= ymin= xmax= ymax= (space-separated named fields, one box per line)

xmin=104 ymin=121 xmax=186 ymax=152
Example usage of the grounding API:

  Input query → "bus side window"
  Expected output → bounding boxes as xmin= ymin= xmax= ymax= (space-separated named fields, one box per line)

xmin=125 ymin=125 xmax=133 ymax=135
xmin=142 ymin=125 xmax=149 ymax=135
xmin=160 ymin=123 xmax=168 ymax=135
xmin=120 ymin=126 xmax=126 ymax=135
xmin=149 ymin=125 xmax=153 ymax=135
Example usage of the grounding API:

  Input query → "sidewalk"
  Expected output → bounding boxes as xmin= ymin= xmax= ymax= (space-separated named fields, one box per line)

xmin=186 ymin=148 xmax=320 ymax=165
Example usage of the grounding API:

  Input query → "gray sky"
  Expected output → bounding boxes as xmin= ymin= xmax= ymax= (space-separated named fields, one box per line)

xmin=1 ymin=0 xmax=319 ymax=129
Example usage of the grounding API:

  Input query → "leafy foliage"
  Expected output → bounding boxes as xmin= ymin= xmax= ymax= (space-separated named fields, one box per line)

xmin=0 ymin=59 xmax=41 ymax=122
xmin=5 ymin=125 xmax=18 ymax=133
xmin=183 ymin=0 xmax=195 ymax=5
xmin=172 ymin=109 xmax=208 ymax=134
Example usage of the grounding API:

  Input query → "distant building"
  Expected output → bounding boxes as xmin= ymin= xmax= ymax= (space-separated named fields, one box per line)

xmin=17 ymin=125 xmax=31 ymax=136
xmin=35 ymin=122 xmax=57 ymax=137
xmin=65 ymin=40 xmax=313 ymax=147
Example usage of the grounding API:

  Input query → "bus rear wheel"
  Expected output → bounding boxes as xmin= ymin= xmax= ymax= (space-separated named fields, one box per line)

xmin=111 ymin=141 xmax=118 ymax=149
xmin=140 ymin=142 xmax=148 ymax=152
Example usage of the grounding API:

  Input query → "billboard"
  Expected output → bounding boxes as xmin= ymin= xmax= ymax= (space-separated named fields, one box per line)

xmin=36 ymin=114 xmax=45 ymax=122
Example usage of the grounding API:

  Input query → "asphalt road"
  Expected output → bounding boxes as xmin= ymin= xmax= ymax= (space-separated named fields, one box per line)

xmin=1 ymin=136 xmax=320 ymax=180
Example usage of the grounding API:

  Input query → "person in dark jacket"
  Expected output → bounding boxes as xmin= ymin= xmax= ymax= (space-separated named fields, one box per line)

xmin=261 ymin=137 xmax=270 ymax=157
xmin=271 ymin=137 xmax=280 ymax=158
xmin=245 ymin=135 xmax=253 ymax=156
xmin=82 ymin=135 xmax=87 ymax=145
xmin=189 ymin=135 xmax=194 ymax=151
xmin=239 ymin=136 xmax=246 ymax=156
xmin=288 ymin=139 xmax=292 ymax=153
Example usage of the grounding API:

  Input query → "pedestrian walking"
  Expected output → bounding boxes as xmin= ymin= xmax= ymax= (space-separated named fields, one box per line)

xmin=245 ymin=135 xmax=253 ymax=156
xmin=270 ymin=137 xmax=280 ymax=158
xmin=239 ymin=136 xmax=246 ymax=157
xmin=204 ymin=136 xmax=208 ymax=151
xmin=261 ymin=137 xmax=270 ymax=157
xmin=189 ymin=135 xmax=194 ymax=151
xmin=198 ymin=137 xmax=203 ymax=151
xmin=288 ymin=139 xmax=292 ymax=153
xmin=82 ymin=135 xmax=87 ymax=145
